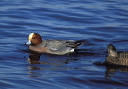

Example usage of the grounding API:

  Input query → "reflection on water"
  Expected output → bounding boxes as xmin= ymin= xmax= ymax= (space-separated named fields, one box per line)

xmin=105 ymin=65 xmax=128 ymax=78
xmin=1 ymin=0 xmax=128 ymax=88
xmin=94 ymin=60 xmax=128 ymax=79
xmin=28 ymin=53 xmax=41 ymax=64
xmin=27 ymin=52 xmax=128 ymax=78
xmin=27 ymin=51 xmax=97 ymax=77
xmin=27 ymin=53 xmax=80 ymax=77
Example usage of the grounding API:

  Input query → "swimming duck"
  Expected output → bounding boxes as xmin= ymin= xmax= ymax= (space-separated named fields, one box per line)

xmin=26 ymin=33 xmax=85 ymax=55
xmin=106 ymin=44 xmax=128 ymax=66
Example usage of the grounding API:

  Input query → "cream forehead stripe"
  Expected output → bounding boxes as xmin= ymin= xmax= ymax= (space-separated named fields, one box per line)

xmin=28 ymin=33 xmax=34 ymax=40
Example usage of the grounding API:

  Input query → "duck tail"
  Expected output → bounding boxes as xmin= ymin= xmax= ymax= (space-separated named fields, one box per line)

xmin=73 ymin=40 xmax=86 ymax=48
xmin=107 ymin=44 xmax=118 ymax=57
xmin=75 ymin=39 xmax=86 ymax=45
xmin=66 ymin=40 xmax=86 ymax=48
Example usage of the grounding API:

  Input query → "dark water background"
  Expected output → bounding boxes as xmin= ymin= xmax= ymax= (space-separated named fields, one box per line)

xmin=0 ymin=0 xmax=128 ymax=89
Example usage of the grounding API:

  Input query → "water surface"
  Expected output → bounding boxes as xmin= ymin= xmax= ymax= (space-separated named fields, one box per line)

xmin=0 ymin=0 xmax=128 ymax=89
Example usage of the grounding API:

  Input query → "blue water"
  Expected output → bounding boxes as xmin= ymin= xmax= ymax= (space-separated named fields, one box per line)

xmin=0 ymin=0 xmax=128 ymax=89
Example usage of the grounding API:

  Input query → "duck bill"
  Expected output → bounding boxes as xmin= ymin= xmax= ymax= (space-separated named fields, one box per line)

xmin=25 ymin=40 xmax=31 ymax=46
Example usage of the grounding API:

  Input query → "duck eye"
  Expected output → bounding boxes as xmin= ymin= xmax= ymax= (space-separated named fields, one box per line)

xmin=32 ymin=37 xmax=36 ymax=39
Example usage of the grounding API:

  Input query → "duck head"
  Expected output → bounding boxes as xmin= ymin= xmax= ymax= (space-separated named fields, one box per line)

xmin=26 ymin=33 xmax=42 ymax=46
xmin=107 ymin=44 xmax=118 ymax=57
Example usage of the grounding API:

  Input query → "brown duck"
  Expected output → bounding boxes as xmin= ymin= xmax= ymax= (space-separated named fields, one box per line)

xmin=106 ymin=44 xmax=128 ymax=66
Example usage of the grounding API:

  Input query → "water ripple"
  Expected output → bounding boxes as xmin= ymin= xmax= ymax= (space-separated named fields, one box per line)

xmin=0 ymin=0 xmax=128 ymax=88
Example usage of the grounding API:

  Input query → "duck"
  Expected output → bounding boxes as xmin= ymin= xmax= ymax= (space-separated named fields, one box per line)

xmin=106 ymin=44 xmax=128 ymax=66
xmin=25 ymin=33 xmax=85 ymax=55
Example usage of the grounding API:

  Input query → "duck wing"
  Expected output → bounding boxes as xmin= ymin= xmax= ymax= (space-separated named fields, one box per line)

xmin=45 ymin=39 xmax=85 ymax=54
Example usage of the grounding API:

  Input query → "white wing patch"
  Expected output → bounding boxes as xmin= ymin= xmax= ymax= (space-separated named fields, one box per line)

xmin=50 ymin=48 xmax=58 ymax=50
xmin=70 ymin=49 xmax=74 ymax=52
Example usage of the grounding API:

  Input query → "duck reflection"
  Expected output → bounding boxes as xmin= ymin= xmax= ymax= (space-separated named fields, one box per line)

xmin=26 ymin=50 xmax=101 ymax=78
xmin=28 ymin=53 xmax=41 ymax=64
xmin=27 ymin=52 xmax=83 ymax=77
xmin=27 ymin=50 xmax=98 ymax=64
xmin=94 ymin=60 xmax=128 ymax=78
xmin=27 ymin=53 xmax=81 ymax=64
xmin=105 ymin=64 xmax=128 ymax=78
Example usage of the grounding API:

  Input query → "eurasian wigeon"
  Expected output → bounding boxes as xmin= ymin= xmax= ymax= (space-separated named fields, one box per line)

xmin=106 ymin=44 xmax=128 ymax=66
xmin=26 ymin=33 xmax=85 ymax=55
